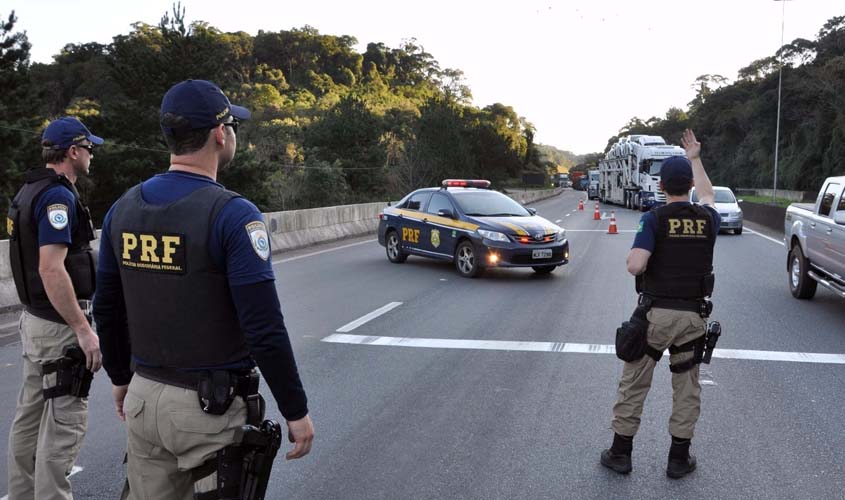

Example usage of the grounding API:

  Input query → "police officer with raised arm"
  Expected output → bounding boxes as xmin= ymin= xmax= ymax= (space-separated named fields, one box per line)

xmin=93 ymin=79 xmax=314 ymax=500
xmin=6 ymin=117 xmax=103 ymax=500
xmin=601 ymin=129 xmax=720 ymax=479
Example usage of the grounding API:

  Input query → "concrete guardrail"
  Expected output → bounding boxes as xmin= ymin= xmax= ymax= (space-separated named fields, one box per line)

xmin=739 ymin=201 xmax=787 ymax=234
xmin=0 ymin=188 xmax=563 ymax=311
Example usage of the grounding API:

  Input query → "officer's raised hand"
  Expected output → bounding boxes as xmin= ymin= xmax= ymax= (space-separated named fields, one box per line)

xmin=286 ymin=414 xmax=315 ymax=459
xmin=680 ymin=129 xmax=701 ymax=160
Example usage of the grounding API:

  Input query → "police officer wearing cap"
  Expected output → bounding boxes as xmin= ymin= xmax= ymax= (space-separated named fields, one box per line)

xmin=601 ymin=129 xmax=720 ymax=479
xmin=6 ymin=117 xmax=103 ymax=500
xmin=94 ymin=80 xmax=314 ymax=499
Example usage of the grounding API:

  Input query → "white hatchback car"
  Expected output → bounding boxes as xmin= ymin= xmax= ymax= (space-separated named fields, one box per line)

xmin=690 ymin=186 xmax=743 ymax=234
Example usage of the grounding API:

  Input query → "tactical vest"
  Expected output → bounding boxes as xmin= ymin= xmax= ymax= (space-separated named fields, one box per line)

xmin=637 ymin=203 xmax=716 ymax=299
xmin=7 ymin=168 xmax=97 ymax=323
xmin=109 ymin=184 xmax=250 ymax=369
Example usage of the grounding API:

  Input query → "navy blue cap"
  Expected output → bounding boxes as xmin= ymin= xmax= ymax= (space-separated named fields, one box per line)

xmin=660 ymin=156 xmax=693 ymax=189
xmin=42 ymin=117 xmax=104 ymax=150
xmin=160 ymin=79 xmax=251 ymax=136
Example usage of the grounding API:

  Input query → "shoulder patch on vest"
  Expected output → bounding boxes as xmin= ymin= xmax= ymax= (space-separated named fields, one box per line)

xmin=245 ymin=221 xmax=270 ymax=261
xmin=47 ymin=204 xmax=69 ymax=230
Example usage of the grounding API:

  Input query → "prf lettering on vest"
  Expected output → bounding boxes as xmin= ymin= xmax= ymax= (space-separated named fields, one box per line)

xmin=667 ymin=218 xmax=708 ymax=238
xmin=402 ymin=227 xmax=420 ymax=243
xmin=121 ymin=231 xmax=186 ymax=273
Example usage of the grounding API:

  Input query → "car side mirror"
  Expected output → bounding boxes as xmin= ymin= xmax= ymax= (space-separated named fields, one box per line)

xmin=527 ymin=208 xmax=537 ymax=215
xmin=834 ymin=211 xmax=845 ymax=225
xmin=437 ymin=209 xmax=456 ymax=219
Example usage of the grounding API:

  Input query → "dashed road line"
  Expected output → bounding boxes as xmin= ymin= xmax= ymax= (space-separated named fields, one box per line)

xmin=335 ymin=302 xmax=403 ymax=333
xmin=272 ymin=239 xmax=377 ymax=265
xmin=744 ymin=228 xmax=785 ymax=246
xmin=321 ymin=334 xmax=845 ymax=365
xmin=567 ymin=229 xmax=637 ymax=233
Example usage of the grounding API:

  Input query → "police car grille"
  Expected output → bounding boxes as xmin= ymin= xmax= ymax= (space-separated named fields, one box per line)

xmin=514 ymin=235 xmax=556 ymax=244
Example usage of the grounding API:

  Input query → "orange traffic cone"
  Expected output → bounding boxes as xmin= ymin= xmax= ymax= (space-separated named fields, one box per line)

xmin=593 ymin=203 xmax=601 ymax=220
xmin=578 ymin=199 xmax=584 ymax=211
xmin=608 ymin=211 xmax=618 ymax=234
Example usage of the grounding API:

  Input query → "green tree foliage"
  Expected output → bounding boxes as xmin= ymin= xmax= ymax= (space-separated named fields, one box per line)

xmin=602 ymin=14 xmax=845 ymax=192
xmin=1 ymin=6 xmax=541 ymax=230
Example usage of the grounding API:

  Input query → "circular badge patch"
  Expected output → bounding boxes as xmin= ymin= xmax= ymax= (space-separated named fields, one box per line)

xmin=47 ymin=204 xmax=69 ymax=230
xmin=245 ymin=221 xmax=271 ymax=261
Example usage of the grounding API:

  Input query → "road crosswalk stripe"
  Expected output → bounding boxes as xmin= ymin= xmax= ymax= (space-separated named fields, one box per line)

xmin=321 ymin=334 xmax=845 ymax=365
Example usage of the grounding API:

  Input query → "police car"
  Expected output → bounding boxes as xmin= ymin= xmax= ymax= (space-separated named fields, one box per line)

xmin=377 ymin=180 xmax=570 ymax=277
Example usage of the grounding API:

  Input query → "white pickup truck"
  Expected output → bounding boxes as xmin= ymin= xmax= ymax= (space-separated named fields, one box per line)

xmin=785 ymin=176 xmax=845 ymax=299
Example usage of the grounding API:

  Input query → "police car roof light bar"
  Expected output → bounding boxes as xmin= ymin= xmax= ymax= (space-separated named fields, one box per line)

xmin=441 ymin=179 xmax=491 ymax=189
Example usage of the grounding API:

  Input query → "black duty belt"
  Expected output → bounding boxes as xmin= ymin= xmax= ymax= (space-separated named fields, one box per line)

xmin=135 ymin=365 xmax=256 ymax=393
xmin=639 ymin=295 xmax=707 ymax=313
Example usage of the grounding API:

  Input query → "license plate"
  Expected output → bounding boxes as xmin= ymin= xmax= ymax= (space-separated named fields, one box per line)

xmin=532 ymin=249 xmax=552 ymax=259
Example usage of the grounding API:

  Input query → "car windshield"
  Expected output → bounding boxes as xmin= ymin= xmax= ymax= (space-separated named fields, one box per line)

xmin=691 ymin=190 xmax=736 ymax=203
xmin=644 ymin=159 xmax=663 ymax=176
xmin=453 ymin=191 xmax=530 ymax=216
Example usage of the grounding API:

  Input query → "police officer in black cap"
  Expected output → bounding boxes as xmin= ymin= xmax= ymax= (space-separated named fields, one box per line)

xmin=7 ymin=117 xmax=103 ymax=499
xmin=94 ymin=80 xmax=314 ymax=499
xmin=601 ymin=129 xmax=720 ymax=479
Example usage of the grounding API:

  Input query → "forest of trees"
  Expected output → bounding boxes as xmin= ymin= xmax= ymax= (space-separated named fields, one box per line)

xmin=599 ymin=15 xmax=845 ymax=193
xmin=2 ymin=7 xmax=843 ymax=238
xmin=0 ymin=6 xmax=547 ymax=236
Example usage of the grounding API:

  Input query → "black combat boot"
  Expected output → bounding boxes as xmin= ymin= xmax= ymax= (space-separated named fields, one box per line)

xmin=600 ymin=433 xmax=633 ymax=474
xmin=666 ymin=436 xmax=697 ymax=479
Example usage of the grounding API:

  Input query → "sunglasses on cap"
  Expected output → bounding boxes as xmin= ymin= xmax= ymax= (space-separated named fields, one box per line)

xmin=223 ymin=120 xmax=239 ymax=135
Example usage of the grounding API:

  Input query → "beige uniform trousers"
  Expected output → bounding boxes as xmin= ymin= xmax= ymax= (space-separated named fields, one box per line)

xmin=123 ymin=374 xmax=247 ymax=500
xmin=612 ymin=307 xmax=707 ymax=440
xmin=6 ymin=311 xmax=88 ymax=500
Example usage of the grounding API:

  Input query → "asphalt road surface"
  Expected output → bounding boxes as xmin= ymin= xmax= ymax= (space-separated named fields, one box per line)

xmin=1 ymin=189 xmax=843 ymax=499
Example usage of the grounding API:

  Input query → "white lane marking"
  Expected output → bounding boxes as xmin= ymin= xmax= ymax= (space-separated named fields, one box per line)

xmin=555 ymin=219 xmax=562 ymax=223
xmin=565 ymin=214 xmax=571 ymax=217
xmin=272 ymin=239 xmax=377 ymax=265
xmin=744 ymin=228 xmax=785 ymax=246
xmin=567 ymin=229 xmax=637 ymax=233
xmin=321 ymin=334 xmax=845 ymax=365
xmin=700 ymin=366 xmax=717 ymax=386
xmin=1 ymin=467 xmax=83 ymax=500
xmin=335 ymin=302 xmax=403 ymax=333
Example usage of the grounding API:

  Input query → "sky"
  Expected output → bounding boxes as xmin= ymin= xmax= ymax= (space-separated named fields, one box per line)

xmin=7 ymin=0 xmax=844 ymax=154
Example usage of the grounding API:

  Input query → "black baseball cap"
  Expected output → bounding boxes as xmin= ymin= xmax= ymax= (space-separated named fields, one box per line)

xmin=660 ymin=156 xmax=694 ymax=190
xmin=42 ymin=117 xmax=104 ymax=150
xmin=160 ymin=79 xmax=251 ymax=136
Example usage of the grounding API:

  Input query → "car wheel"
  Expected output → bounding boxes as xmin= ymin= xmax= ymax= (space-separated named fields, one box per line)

xmin=734 ymin=226 xmax=743 ymax=235
xmin=788 ymin=245 xmax=817 ymax=299
xmin=385 ymin=230 xmax=407 ymax=263
xmin=532 ymin=265 xmax=556 ymax=275
xmin=455 ymin=241 xmax=484 ymax=278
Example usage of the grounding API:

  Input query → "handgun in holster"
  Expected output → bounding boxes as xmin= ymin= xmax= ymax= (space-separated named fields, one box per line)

xmin=42 ymin=345 xmax=93 ymax=399
xmin=701 ymin=321 xmax=721 ymax=364
xmin=193 ymin=420 xmax=283 ymax=500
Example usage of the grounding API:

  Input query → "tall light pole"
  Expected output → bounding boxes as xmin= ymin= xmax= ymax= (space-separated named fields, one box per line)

xmin=773 ymin=0 xmax=788 ymax=204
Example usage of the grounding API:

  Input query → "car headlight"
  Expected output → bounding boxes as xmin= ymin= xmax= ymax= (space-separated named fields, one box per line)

xmin=557 ymin=229 xmax=567 ymax=240
xmin=478 ymin=229 xmax=510 ymax=242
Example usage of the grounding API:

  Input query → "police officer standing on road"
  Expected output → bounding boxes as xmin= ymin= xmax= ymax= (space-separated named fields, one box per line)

xmin=601 ymin=129 xmax=721 ymax=479
xmin=93 ymin=79 xmax=314 ymax=500
xmin=6 ymin=117 xmax=103 ymax=500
